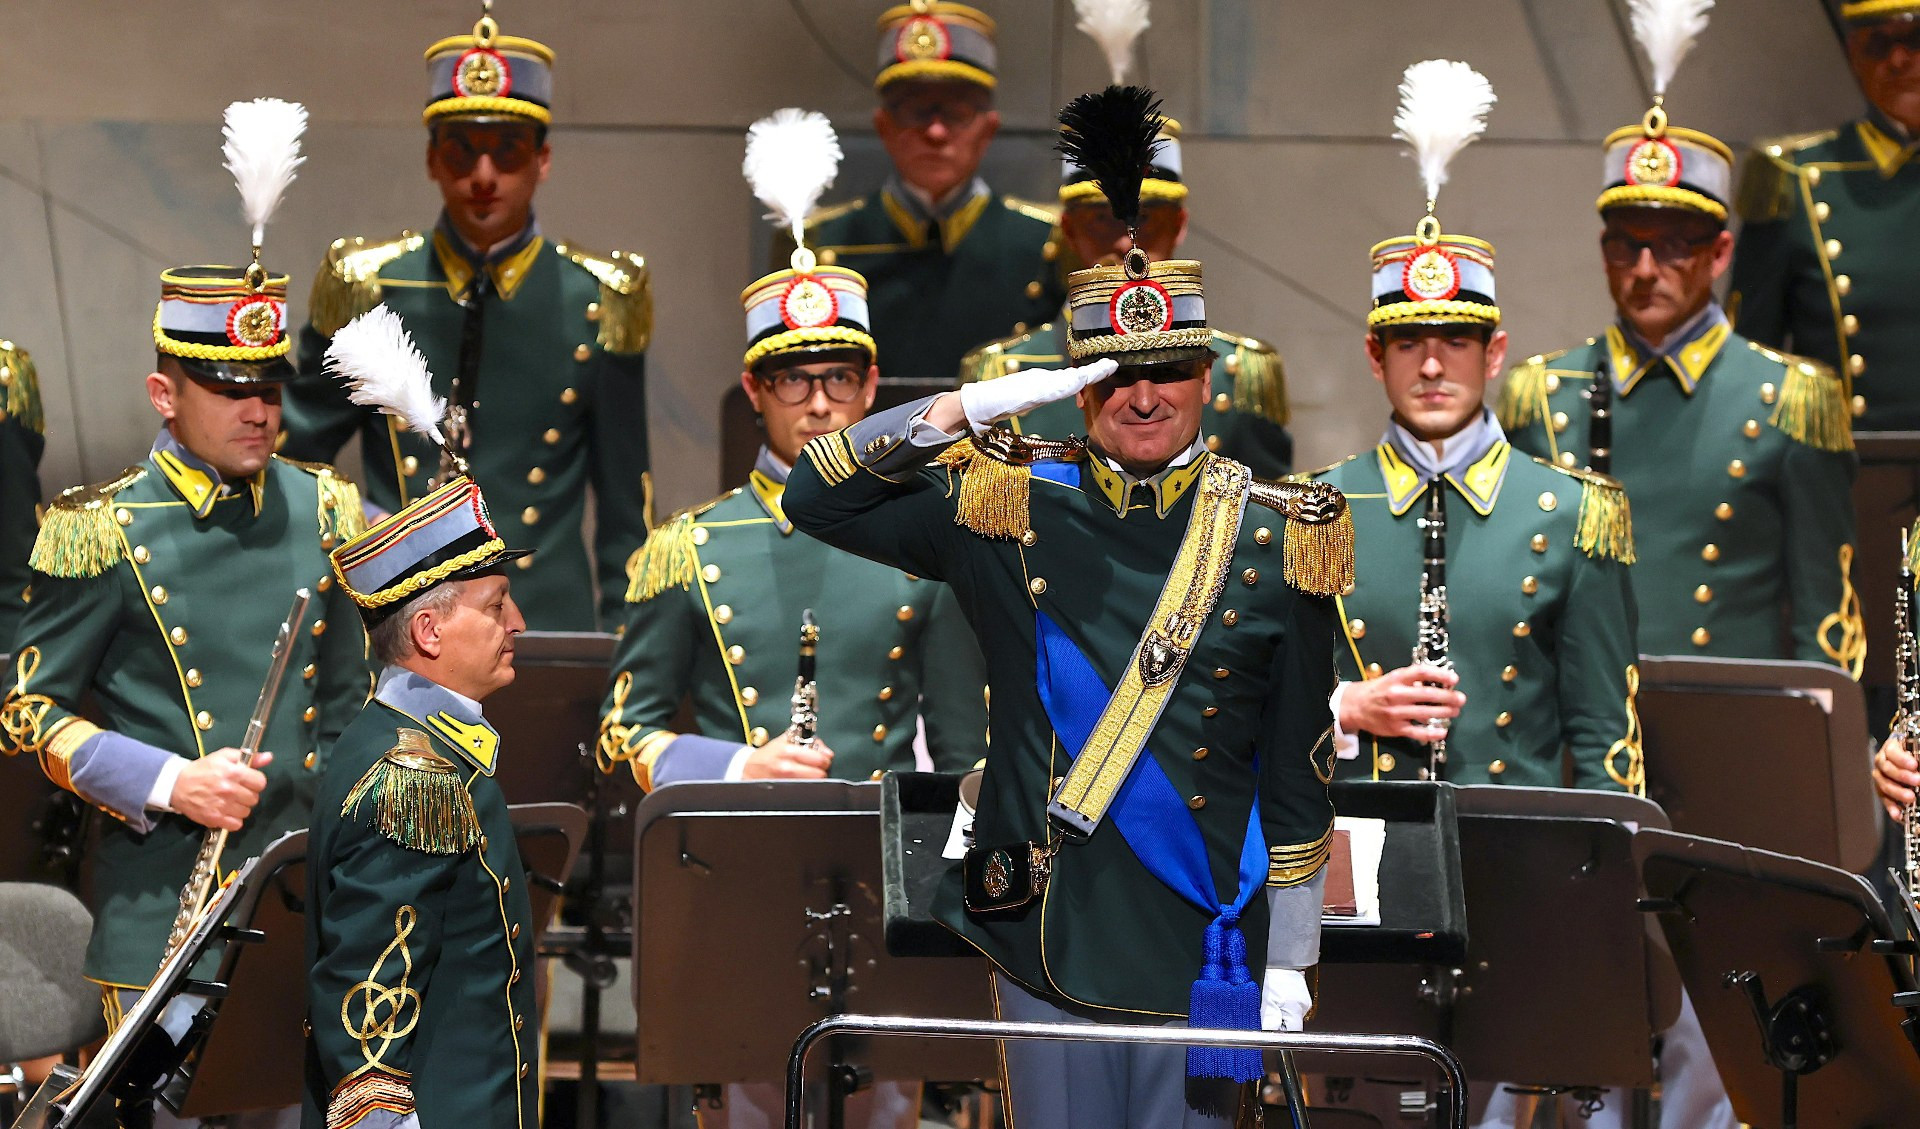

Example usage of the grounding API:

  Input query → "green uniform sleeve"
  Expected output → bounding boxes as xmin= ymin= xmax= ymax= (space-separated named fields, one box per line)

xmin=1727 ymin=151 xmax=1798 ymax=348
xmin=1259 ymin=579 xmax=1340 ymax=890
xmin=1 ymin=566 xmax=135 ymax=797
xmin=1783 ymin=438 xmax=1862 ymax=667
xmin=1555 ymin=552 xmax=1640 ymax=792
xmin=597 ymin=563 xmax=701 ymax=790
xmin=784 ymin=405 xmax=972 ymax=584
xmin=587 ymin=349 xmax=653 ymax=628
xmin=281 ymin=324 xmax=368 ymax=465
xmin=916 ymin=582 xmax=988 ymax=773
xmin=1218 ymin=415 xmax=1294 ymax=480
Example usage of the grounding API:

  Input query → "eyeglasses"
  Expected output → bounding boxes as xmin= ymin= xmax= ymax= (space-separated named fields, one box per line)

xmin=1600 ymin=232 xmax=1716 ymax=267
xmin=884 ymin=97 xmax=985 ymax=131
xmin=1852 ymin=20 xmax=1920 ymax=61
xmin=431 ymin=126 xmax=540 ymax=176
xmin=760 ymin=368 xmax=866 ymax=405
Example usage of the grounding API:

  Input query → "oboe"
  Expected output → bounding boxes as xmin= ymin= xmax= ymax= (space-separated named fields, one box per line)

xmin=1587 ymin=373 xmax=1613 ymax=475
xmin=790 ymin=609 xmax=819 ymax=749
xmin=1414 ymin=486 xmax=1453 ymax=779
xmin=1896 ymin=529 xmax=1920 ymax=902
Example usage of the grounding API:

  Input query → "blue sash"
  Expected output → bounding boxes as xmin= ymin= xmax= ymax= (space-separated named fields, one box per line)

xmin=1034 ymin=609 xmax=1267 ymax=1081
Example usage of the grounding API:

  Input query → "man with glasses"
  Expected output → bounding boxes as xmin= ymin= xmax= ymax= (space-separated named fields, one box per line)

xmin=784 ymin=2 xmax=1061 ymax=386
xmin=282 ymin=11 xmax=653 ymax=631
xmin=1730 ymin=1 xmax=1920 ymax=428
xmin=1499 ymin=97 xmax=1859 ymax=669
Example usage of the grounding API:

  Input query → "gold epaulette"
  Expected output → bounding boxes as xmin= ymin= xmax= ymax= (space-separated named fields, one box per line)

xmin=935 ymin=432 xmax=1084 ymax=540
xmin=1496 ymin=349 xmax=1571 ymax=430
xmin=1001 ymin=195 xmax=1061 ymax=225
xmin=805 ymin=197 xmax=867 ymax=232
xmin=1736 ymin=131 xmax=1838 ymax=223
xmin=1541 ymin=459 xmax=1637 ymax=564
xmin=275 ymin=457 xmax=368 ymax=542
xmin=29 ymin=467 xmax=146 ymax=579
xmin=623 ymin=493 xmax=728 ymax=603
xmin=309 ymin=232 xmax=425 ymax=338
xmin=1 ymin=340 xmax=44 ymax=435
xmin=1247 ymin=478 xmax=1355 ymax=597
xmin=1215 ymin=330 xmax=1289 ymax=425
xmin=342 ymin=729 xmax=481 ymax=855
xmin=1756 ymin=346 xmax=1854 ymax=452
xmin=559 ymin=241 xmax=652 ymax=355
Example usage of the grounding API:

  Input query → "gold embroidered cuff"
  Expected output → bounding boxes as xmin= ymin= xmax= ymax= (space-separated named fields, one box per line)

xmin=328 ymin=1066 xmax=415 ymax=1129
xmin=1267 ymin=824 xmax=1335 ymax=887
xmin=41 ymin=718 xmax=102 ymax=792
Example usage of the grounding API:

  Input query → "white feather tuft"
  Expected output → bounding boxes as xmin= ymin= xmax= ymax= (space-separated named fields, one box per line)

xmin=323 ymin=306 xmax=446 ymax=447
xmin=1629 ymin=0 xmax=1714 ymax=97
xmin=743 ymin=109 xmax=842 ymax=249
xmin=222 ymin=98 xmax=307 ymax=248
xmin=1392 ymin=60 xmax=1497 ymax=208
xmin=1073 ymin=0 xmax=1152 ymax=85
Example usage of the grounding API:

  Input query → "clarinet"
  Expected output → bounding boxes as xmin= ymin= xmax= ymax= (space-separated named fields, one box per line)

xmin=1414 ymin=486 xmax=1453 ymax=779
xmin=1896 ymin=530 xmax=1920 ymax=903
xmin=1587 ymin=374 xmax=1613 ymax=475
xmin=789 ymin=609 xmax=819 ymax=749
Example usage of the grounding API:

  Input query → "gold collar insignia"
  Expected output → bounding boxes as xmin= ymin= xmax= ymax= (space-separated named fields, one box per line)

xmin=153 ymin=449 xmax=263 ymax=519
xmin=432 ymin=230 xmax=545 ymax=301
xmin=749 ymin=468 xmax=791 ymax=535
xmin=1376 ymin=439 xmax=1511 ymax=517
xmin=1858 ymin=119 xmax=1919 ymax=177
xmin=1085 ymin=450 xmax=1208 ymax=519
xmin=1606 ymin=320 xmax=1728 ymax=397
xmin=882 ymin=185 xmax=991 ymax=253
xmin=426 ymin=711 xmax=499 ymax=775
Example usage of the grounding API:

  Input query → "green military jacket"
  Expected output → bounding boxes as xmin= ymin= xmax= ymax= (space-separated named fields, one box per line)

xmin=786 ymin=403 xmax=1349 ymax=1018
xmin=599 ymin=453 xmax=987 ymax=788
xmin=1498 ymin=321 xmax=1860 ymax=669
xmin=1311 ymin=426 xmax=1641 ymax=791
xmin=1729 ymin=116 xmax=1920 ymax=428
xmin=0 ymin=446 xmax=369 ymax=987
xmin=284 ymin=222 xmax=653 ymax=631
xmin=0 ymin=339 xmax=45 ymax=643
xmin=959 ymin=317 xmax=1295 ymax=477
xmin=794 ymin=182 xmax=1062 ymax=385
xmin=304 ymin=678 xmax=535 ymax=1129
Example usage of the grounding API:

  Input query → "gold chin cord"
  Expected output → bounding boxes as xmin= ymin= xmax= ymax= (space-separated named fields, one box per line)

xmin=159 ymin=587 xmax=313 ymax=966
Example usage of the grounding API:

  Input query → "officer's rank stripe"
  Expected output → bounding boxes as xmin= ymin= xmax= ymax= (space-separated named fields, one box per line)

xmin=803 ymin=433 xmax=858 ymax=486
xmin=1268 ymin=823 xmax=1335 ymax=888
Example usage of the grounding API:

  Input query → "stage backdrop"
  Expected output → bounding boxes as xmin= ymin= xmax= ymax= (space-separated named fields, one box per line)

xmin=0 ymin=0 xmax=1857 ymax=522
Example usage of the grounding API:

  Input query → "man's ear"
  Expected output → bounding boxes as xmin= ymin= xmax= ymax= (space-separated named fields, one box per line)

xmin=741 ymin=370 xmax=765 ymax=415
xmin=410 ymin=606 xmax=444 ymax=660
xmin=1364 ymin=334 xmax=1388 ymax=387
xmin=147 ymin=372 xmax=177 ymax=420
xmin=1484 ymin=329 xmax=1510 ymax=381
xmin=862 ymin=363 xmax=881 ymax=410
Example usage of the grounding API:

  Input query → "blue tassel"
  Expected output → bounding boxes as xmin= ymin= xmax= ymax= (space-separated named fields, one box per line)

xmin=1186 ymin=917 xmax=1263 ymax=1082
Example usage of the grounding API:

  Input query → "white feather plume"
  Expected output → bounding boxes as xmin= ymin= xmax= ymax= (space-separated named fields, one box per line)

xmin=743 ymin=109 xmax=842 ymax=250
xmin=324 ymin=306 xmax=446 ymax=447
xmin=1629 ymin=0 xmax=1714 ymax=97
xmin=221 ymin=98 xmax=307 ymax=248
xmin=1074 ymin=0 xmax=1152 ymax=85
xmin=1392 ymin=60 xmax=1497 ymax=208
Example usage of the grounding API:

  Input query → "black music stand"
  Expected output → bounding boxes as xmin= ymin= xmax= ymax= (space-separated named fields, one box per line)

xmin=1850 ymin=432 xmax=1920 ymax=700
xmin=1636 ymin=655 xmax=1879 ymax=873
xmin=153 ymin=805 xmax=585 ymax=1118
xmin=633 ymin=781 xmax=996 ymax=1126
xmin=1636 ymin=828 xmax=1920 ymax=1128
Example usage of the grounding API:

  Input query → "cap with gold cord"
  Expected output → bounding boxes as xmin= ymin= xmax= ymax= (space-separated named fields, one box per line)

xmin=1597 ymin=0 xmax=1732 ymax=222
xmin=1841 ymin=0 xmax=1920 ymax=22
xmin=423 ymin=0 xmax=555 ymax=127
xmin=875 ymin=1 xmax=998 ymax=92
xmin=1368 ymin=60 xmax=1500 ymax=331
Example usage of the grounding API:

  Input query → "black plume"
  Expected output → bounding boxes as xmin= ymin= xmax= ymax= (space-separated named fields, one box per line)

xmin=1056 ymin=84 xmax=1166 ymax=231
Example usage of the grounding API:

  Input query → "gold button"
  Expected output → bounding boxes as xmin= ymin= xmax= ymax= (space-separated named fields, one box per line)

xmin=515 ymin=1015 xmax=525 ymax=1032
xmin=1513 ymin=621 xmax=1531 ymax=638
xmin=1537 ymin=492 xmax=1557 ymax=512
xmin=1760 ymin=382 xmax=1777 ymax=405
xmin=1558 ymin=451 xmax=1576 ymax=467
xmin=1349 ymin=618 xmax=1366 ymax=639
xmin=872 ymin=724 xmax=889 ymax=742
xmin=878 ymin=686 xmax=895 ymax=701
xmin=898 ymin=605 xmax=916 ymax=621
xmin=702 ymin=564 xmax=721 ymax=583
xmin=1042 ymin=240 xmax=1059 ymax=261
xmin=1242 ymin=568 xmax=1259 ymax=586
xmin=1495 ymin=712 xmax=1512 ymax=728
xmin=303 ymin=705 xmax=317 ymax=722
xmin=544 ymin=428 xmax=561 ymax=445
xmin=1742 ymin=419 xmax=1761 ymax=439
xmin=1531 ymin=534 xmax=1547 ymax=553
xmin=1254 ymin=526 xmax=1272 ymax=546
xmin=1206 ymin=435 xmax=1221 ymax=452
xmin=318 ymin=575 xmax=332 ymax=592
xmin=1521 ymin=576 xmax=1538 ymax=595
xmin=1854 ymin=394 xmax=1868 ymax=417
xmin=1835 ymin=272 xmax=1851 ymax=295
xmin=304 ymin=752 xmax=317 ymax=769
xmin=561 ymin=387 xmax=579 ymax=405
xmin=750 ymin=726 xmax=769 ymax=746
xmin=402 ymin=455 xmax=419 ymax=475
xmin=1203 ymin=705 xmax=1221 ymax=717
xmin=1366 ymin=663 xmax=1384 ymax=678
xmin=690 ymin=526 xmax=710 ymax=546
xmin=186 ymin=667 xmax=203 ymax=687
xmin=511 ymin=922 xmax=521 ymax=940
xmin=1544 ymin=373 xmax=1561 ymax=393
xmin=1020 ymin=529 xmax=1038 ymax=546
xmin=1501 ymin=665 xmax=1516 ymax=683
xmin=1222 ymin=609 xmax=1239 ymax=627
xmin=740 ymin=686 xmax=759 ymax=706
xmin=516 ymin=557 xmax=532 ymax=571
xmin=1850 ymin=354 xmax=1866 ymax=377
xmin=1029 ymin=577 xmax=1048 ymax=595
xmin=114 ymin=507 xmax=132 ymax=526
xmin=1224 ymin=355 xmax=1242 ymax=375
xmin=1551 ymin=411 xmax=1568 ymax=433
xmin=522 ymin=506 xmax=540 ymax=525
xmin=509 ymin=968 xmax=521 ymax=984
xmin=481 ymin=835 xmax=489 ymax=851
xmin=527 ymin=467 xmax=546 ymax=485
xmin=726 ymin=645 xmax=745 ymax=665
xmin=1727 ymin=459 xmax=1746 ymax=479
xmin=132 ymin=545 xmax=151 ymax=564
xmin=196 ymin=711 xmax=213 ymax=730
xmin=714 ymin=604 xmax=733 ymax=624
xmin=1012 ymin=322 xmax=1027 ymax=335
xmin=1715 ymin=502 xmax=1733 ymax=521
xmin=312 ymin=619 xmax=328 ymax=637
xmin=1187 ymin=795 xmax=1207 ymax=811
xmin=1193 ymin=747 xmax=1209 ymax=761
xmin=1213 ymin=667 xmax=1230 ymax=680
xmin=1844 ymin=313 xmax=1859 ymax=335
xmin=819 ymin=249 xmax=838 ymax=265
xmin=502 ymin=876 xmax=512 ymax=892
xmin=320 ymin=533 xmax=336 ymax=549
xmin=150 ymin=585 xmax=168 ymax=604
xmin=1213 ymin=393 xmax=1232 ymax=413
xmin=171 ymin=626 xmax=189 ymax=645
xmin=1004 ymin=359 xmax=1023 ymax=375
xmin=1815 ymin=201 xmax=1831 ymax=221
xmin=1692 ymin=627 xmax=1711 ymax=647
xmin=1024 ymin=280 xmax=1043 ymax=299
xmin=1488 ymin=759 xmax=1506 ymax=776
xmin=1701 ymin=543 xmax=1720 ymax=562
xmin=1378 ymin=753 xmax=1398 ymax=773
xmin=303 ymin=663 xmax=316 ymax=679
xmin=1694 ymin=585 xmax=1713 ymax=603
xmin=1824 ymin=238 xmax=1843 ymax=259
xmin=519 ymin=1063 xmax=529 ymax=1079
xmin=1808 ymin=166 xmax=1823 ymax=187
xmin=888 ymin=645 xmax=904 ymax=660
xmin=573 ymin=344 xmax=592 ymax=362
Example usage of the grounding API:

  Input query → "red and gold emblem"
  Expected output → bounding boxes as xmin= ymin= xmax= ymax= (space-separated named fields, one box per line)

xmin=781 ymin=275 xmax=838 ymax=330
xmin=896 ymin=16 xmax=951 ymax=62
xmin=454 ymin=47 xmax=512 ymax=98
xmin=1625 ymin=137 xmax=1681 ymax=188
xmin=1109 ymin=279 xmax=1174 ymax=336
xmin=1402 ymin=248 xmax=1461 ymax=303
xmin=225 ymin=298 xmax=284 ymax=348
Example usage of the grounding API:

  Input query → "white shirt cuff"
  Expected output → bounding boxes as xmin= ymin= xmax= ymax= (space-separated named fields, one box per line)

xmin=721 ymin=746 xmax=755 ymax=782
xmin=1328 ymin=681 xmax=1360 ymax=761
xmin=906 ymin=402 xmax=965 ymax=446
xmin=147 ymin=755 xmax=190 ymax=811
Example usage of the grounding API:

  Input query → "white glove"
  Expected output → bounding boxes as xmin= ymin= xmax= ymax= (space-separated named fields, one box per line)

xmin=1260 ymin=967 xmax=1312 ymax=1032
xmin=957 ymin=358 xmax=1119 ymax=433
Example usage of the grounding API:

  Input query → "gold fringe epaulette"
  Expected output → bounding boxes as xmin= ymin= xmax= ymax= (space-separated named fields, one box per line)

xmin=1217 ymin=332 xmax=1290 ymax=425
xmin=1549 ymin=461 xmax=1637 ymax=564
xmin=310 ymin=233 xmax=425 ymax=338
xmin=559 ymin=241 xmax=652 ymax=355
xmin=29 ymin=467 xmax=146 ymax=579
xmin=1736 ymin=131 xmax=1837 ymax=223
xmin=1760 ymin=348 xmax=1854 ymax=452
xmin=1001 ymin=195 xmax=1061 ymax=225
xmin=1497 ymin=351 xmax=1567 ymax=430
xmin=1247 ymin=479 xmax=1355 ymax=597
xmin=1 ymin=340 xmax=45 ymax=435
xmin=935 ymin=432 xmax=1083 ymax=540
xmin=623 ymin=493 xmax=727 ymax=603
xmin=342 ymin=729 xmax=481 ymax=855
xmin=276 ymin=457 xmax=368 ymax=542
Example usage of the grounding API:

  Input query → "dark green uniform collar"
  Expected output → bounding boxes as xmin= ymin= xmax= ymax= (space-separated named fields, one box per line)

xmin=374 ymin=665 xmax=501 ymax=775
xmin=750 ymin=446 xmax=793 ymax=534
xmin=1083 ymin=433 xmax=1208 ymax=518
xmin=1377 ymin=409 xmax=1512 ymax=517
xmin=881 ymin=176 xmax=992 ymax=252
xmin=1608 ymin=303 xmax=1729 ymax=397
xmin=1858 ymin=112 xmax=1920 ymax=175
xmin=432 ymin=211 xmax=544 ymax=301
xmin=150 ymin=428 xmax=264 ymax=519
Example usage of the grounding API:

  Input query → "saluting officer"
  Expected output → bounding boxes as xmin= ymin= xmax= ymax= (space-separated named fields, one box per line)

xmin=0 ymin=101 xmax=369 ymax=1015
xmin=960 ymin=4 xmax=1292 ymax=476
xmin=601 ymin=110 xmax=986 ymax=807
xmin=1729 ymin=0 xmax=1920 ymax=428
xmin=282 ymin=5 xmax=652 ymax=631
xmin=0 ymin=339 xmax=44 ymax=642
xmin=784 ymin=2 xmax=1061 ymax=386
xmin=1314 ymin=61 xmax=1641 ymax=794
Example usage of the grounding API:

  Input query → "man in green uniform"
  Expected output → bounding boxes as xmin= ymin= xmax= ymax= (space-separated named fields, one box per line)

xmin=1729 ymin=0 xmax=1920 ymax=428
xmin=282 ymin=9 xmax=652 ymax=631
xmin=786 ymin=86 xmax=1351 ymax=1128
xmin=790 ymin=2 xmax=1060 ymax=386
xmin=0 ymin=338 xmax=45 ymax=642
xmin=0 ymin=214 xmax=369 ymax=1010
xmin=1315 ymin=60 xmax=1640 ymax=793
xmin=1499 ymin=89 xmax=1861 ymax=672
xmin=304 ymin=457 xmax=534 ymax=1129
